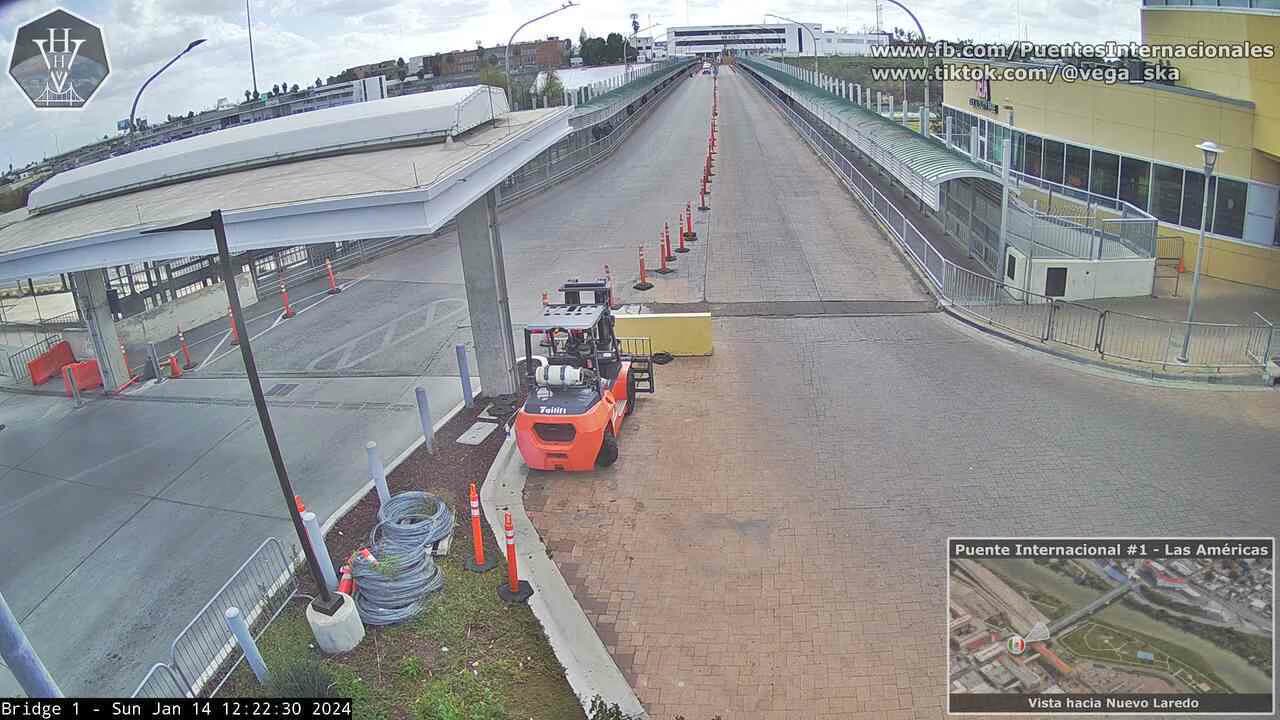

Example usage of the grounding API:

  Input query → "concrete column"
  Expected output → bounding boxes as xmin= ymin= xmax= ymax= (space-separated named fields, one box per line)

xmin=457 ymin=189 xmax=518 ymax=397
xmin=945 ymin=115 xmax=953 ymax=146
xmin=970 ymin=126 xmax=980 ymax=160
xmin=70 ymin=270 xmax=128 ymax=392
xmin=888 ymin=96 xmax=894 ymax=121
xmin=998 ymin=138 xmax=1013 ymax=276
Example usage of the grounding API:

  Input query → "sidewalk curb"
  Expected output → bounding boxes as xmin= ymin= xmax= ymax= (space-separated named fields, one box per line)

xmin=479 ymin=436 xmax=648 ymax=720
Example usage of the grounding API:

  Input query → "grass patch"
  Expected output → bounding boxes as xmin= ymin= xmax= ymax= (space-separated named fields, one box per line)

xmin=1057 ymin=619 xmax=1230 ymax=692
xmin=223 ymin=553 xmax=584 ymax=720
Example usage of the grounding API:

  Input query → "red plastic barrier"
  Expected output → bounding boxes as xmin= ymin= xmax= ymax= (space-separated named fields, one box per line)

xmin=27 ymin=340 xmax=75 ymax=386
xmin=62 ymin=358 xmax=103 ymax=395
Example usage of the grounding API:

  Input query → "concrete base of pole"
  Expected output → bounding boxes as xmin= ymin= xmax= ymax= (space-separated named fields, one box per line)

xmin=306 ymin=592 xmax=364 ymax=654
xmin=466 ymin=555 xmax=499 ymax=573
xmin=498 ymin=580 xmax=534 ymax=604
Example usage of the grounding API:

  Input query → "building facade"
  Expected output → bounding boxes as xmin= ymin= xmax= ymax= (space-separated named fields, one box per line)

xmin=427 ymin=38 xmax=570 ymax=77
xmin=941 ymin=1 xmax=1280 ymax=289
xmin=666 ymin=24 xmax=886 ymax=57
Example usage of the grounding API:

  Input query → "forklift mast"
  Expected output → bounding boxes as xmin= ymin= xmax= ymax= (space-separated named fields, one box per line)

xmin=558 ymin=278 xmax=610 ymax=305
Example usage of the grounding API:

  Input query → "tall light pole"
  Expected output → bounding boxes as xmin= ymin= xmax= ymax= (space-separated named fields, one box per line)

xmin=1178 ymin=140 xmax=1222 ymax=364
xmin=764 ymin=14 xmax=817 ymax=80
xmin=128 ymin=38 xmax=207 ymax=144
xmin=246 ymin=0 xmax=259 ymax=98
xmin=504 ymin=2 xmax=576 ymax=110
xmin=879 ymin=0 xmax=929 ymax=135
xmin=626 ymin=22 xmax=662 ymax=79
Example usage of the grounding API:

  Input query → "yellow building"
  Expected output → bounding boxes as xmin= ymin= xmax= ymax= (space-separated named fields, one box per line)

xmin=941 ymin=0 xmax=1280 ymax=289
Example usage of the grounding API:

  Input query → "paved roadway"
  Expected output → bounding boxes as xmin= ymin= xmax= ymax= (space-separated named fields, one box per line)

xmin=524 ymin=68 xmax=1280 ymax=720
xmin=0 ymin=63 xmax=719 ymax=696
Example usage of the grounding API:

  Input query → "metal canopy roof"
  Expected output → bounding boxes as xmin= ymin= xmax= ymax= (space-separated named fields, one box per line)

xmin=0 ymin=106 xmax=571 ymax=283
xmin=742 ymin=58 xmax=997 ymax=210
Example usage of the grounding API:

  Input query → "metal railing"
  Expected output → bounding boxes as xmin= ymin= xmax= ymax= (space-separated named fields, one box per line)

xmin=131 ymin=537 xmax=304 ymax=698
xmin=745 ymin=63 xmax=1276 ymax=377
xmin=131 ymin=663 xmax=190 ymax=699
xmin=6 ymin=333 xmax=61 ymax=383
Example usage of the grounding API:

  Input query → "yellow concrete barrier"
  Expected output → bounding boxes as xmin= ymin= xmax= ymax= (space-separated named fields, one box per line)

xmin=615 ymin=313 xmax=713 ymax=356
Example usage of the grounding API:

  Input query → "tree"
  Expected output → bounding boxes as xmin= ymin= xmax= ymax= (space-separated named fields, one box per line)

xmin=579 ymin=27 xmax=587 ymax=46
xmin=187 ymin=110 xmax=194 ymax=119
xmin=544 ymin=70 xmax=564 ymax=106
xmin=280 ymin=79 xmax=287 ymax=93
xmin=271 ymin=83 xmax=280 ymax=96
xmin=478 ymin=64 xmax=508 ymax=90
xmin=315 ymin=77 xmax=322 ymax=88
xmin=605 ymin=32 xmax=624 ymax=63
xmin=291 ymin=83 xmax=300 ymax=93
xmin=581 ymin=36 xmax=607 ymax=65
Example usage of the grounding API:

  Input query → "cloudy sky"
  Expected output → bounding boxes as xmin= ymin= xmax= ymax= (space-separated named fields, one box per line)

xmin=0 ymin=0 xmax=1140 ymax=170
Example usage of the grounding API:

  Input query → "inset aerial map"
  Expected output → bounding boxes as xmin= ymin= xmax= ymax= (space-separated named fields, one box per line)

xmin=948 ymin=538 xmax=1273 ymax=714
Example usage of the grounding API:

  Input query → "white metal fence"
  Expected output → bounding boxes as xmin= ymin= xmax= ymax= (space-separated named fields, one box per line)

xmin=131 ymin=537 xmax=304 ymax=698
xmin=742 ymin=62 xmax=1276 ymax=376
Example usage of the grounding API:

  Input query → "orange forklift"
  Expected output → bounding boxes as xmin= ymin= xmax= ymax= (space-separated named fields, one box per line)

xmin=513 ymin=279 xmax=654 ymax=471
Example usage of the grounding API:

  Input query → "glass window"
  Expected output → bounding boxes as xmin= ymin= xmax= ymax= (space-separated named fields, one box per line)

xmin=1150 ymin=165 xmax=1183 ymax=224
xmin=1064 ymin=145 xmax=1090 ymax=190
xmin=1011 ymin=131 xmax=1025 ymax=174
xmin=1090 ymin=151 xmax=1119 ymax=198
xmin=1181 ymin=170 xmax=1206 ymax=229
xmin=1042 ymin=139 xmax=1065 ymax=184
xmin=1212 ymin=178 xmax=1247 ymax=238
xmin=1119 ymin=157 xmax=1152 ymax=211
xmin=1024 ymin=135 xmax=1043 ymax=179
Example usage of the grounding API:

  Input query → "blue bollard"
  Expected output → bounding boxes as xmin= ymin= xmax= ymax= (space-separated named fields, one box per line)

xmin=224 ymin=607 xmax=269 ymax=684
xmin=455 ymin=343 xmax=474 ymax=407
xmin=415 ymin=386 xmax=434 ymax=454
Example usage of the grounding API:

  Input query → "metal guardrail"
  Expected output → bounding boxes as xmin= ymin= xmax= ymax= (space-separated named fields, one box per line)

xmin=745 ymin=64 xmax=1275 ymax=376
xmin=131 ymin=537 xmax=304 ymax=698
xmin=131 ymin=663 xmax=190 ymax=699
xmin=6 ymin=333 xmax=61 ymax=383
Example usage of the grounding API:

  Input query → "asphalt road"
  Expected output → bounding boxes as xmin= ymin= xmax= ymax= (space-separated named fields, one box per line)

xmin=522 ymin=68 xmax=1280 ymax=720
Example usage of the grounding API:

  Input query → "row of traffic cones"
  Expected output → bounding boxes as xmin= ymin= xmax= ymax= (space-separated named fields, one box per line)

xmin=634 ymin=202 xmax=700 ymax=291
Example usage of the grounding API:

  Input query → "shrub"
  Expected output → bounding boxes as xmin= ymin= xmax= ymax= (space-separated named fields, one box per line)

xmin=263 ymin=660 xmax=337 ymax=698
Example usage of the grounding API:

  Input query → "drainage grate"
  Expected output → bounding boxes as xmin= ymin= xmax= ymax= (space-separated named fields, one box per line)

xmin=264 ymin=383 xmax=300 ymax=397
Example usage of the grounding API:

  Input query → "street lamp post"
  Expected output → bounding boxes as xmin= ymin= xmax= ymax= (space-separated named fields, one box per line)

xmin=504 ymin=2 xmax=576 ymax=110
xmin=128 ymin=38 xmax=207 ymax=144
xmin=625 ymin=22 xmax=662 ymax=81
xmin=765 ymin=14 xmax=818 ymax=82
xmin=879 ymin=0 xmax=929 ymax=135
xmin=1178 ymin=140 xmax=1223 ymax=364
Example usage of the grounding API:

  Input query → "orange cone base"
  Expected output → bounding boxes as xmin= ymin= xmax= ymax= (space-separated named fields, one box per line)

xmin=282 ymin=308 xmax=296 ymax=319
xmin=675 ymin=247 xmax=690 ymax=254
xmin=466 ymin=555 xmax=499 ymax=573
xmin=498 ymin=579 xmax=534 ymax=604
xmin=327 ymin=286 xmax=342 ymax=295
xmin=654 ymin=266 xmax=675 ymax=275
xmin=684 ymin=231 xmax=698 ymax=242
xmin=633 ymin=280 xmax=654 ymax=290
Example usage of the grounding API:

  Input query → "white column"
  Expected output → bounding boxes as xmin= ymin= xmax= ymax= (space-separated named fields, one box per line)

xmin=457 ymin=189 xmax=518 ymax=396
xmin=70 ymin=270 xmax=129 ymax=392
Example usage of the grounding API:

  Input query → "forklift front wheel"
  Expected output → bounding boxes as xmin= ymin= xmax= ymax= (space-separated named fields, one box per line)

xmin=596 ymin=428 xmax=619 ymax=467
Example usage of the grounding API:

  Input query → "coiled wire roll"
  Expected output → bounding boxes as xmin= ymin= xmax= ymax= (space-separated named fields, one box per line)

xmin=350 ymin=541 xmax=444 ymax=625
xmin=349 ymin=492 xmax=454 ymax=625
xmin=374 ymin=491 xmax=454 ymax=554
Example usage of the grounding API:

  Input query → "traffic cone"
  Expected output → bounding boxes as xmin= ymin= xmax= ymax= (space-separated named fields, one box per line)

xmin=675 ymin=212 xmax=689 ymax=253
xmin=177 ymin=324 xmax=194 ymax=369
xmin=228 ymin=306 xmax=240 ymax=346
xmin=634 ymin=247 xmax=654 ymax=290
xmin=167 ymin=354 xmax=183 ymax=379
xmin=684 ymin=202 xmax=698 ymax=241
xmin=655 ymin=231 xmax=675 ymax=274
xmin=664 ymin=223 xmax=676 ymax=262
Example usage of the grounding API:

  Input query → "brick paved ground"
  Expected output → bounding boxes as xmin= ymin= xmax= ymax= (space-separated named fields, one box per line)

xmin=523 ymin=66 xmax=1280 ymax=720
xmin=527 ymin=314 xmax=1279 ymax=719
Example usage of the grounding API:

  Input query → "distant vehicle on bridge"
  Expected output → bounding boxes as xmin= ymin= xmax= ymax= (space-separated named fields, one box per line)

xmin=700 ymin=62 xmax=712 ymax=75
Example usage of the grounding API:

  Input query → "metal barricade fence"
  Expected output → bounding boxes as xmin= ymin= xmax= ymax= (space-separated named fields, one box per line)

xmin=131 ymin=663 xmax=190 ymax=699
xmin=167 ymin=537 xmax=303 ymax=697
xmin=1047 ymin=302 xmax=1104 ymax=352
xmin=1245 ymin=313 xmax=1275 ymax=366
xmin=6 ymin=334 xmax=61 ymax=383
xmin=1098 ymin=311 xmax=1176 ymax=366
